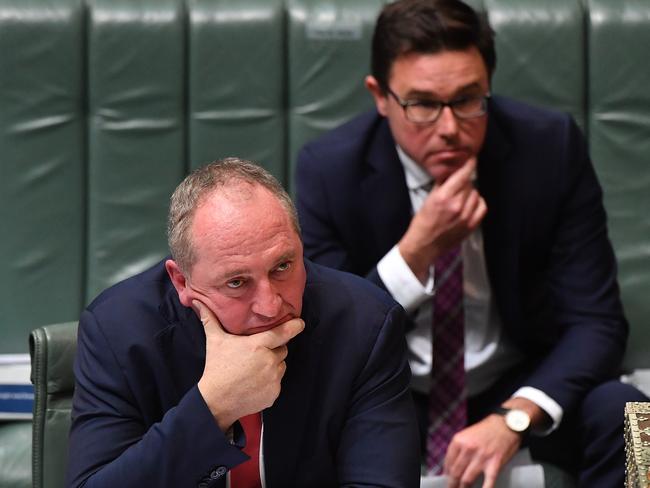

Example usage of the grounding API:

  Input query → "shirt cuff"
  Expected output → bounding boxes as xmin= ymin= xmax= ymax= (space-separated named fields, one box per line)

xmin=511 ymin=386 xmax=563 ymax=435
xmin=377 ymin=245 xmax=434 ymax=313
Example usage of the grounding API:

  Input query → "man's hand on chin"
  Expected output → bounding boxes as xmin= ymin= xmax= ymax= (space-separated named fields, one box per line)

xmin=194 ymin=300 xmax=305 ymax=432
xmin=398 ymin=157 xmax=487 ymax=283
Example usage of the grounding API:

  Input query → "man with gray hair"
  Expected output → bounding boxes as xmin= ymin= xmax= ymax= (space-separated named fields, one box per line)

xmin=66 ymin=157 xmax=420 ymax=488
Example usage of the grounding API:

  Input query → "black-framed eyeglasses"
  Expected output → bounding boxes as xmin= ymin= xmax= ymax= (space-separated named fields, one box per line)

xmin=386 ymin=87 xmax=491 ymax=124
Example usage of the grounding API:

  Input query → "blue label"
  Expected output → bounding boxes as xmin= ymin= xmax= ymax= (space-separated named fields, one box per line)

xmin=0 ymin=384 xmax=34 ymax=414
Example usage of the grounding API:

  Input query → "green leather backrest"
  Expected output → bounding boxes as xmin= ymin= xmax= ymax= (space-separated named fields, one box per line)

xmin=587 ymin=0 xmax=650 ymax=369
xmin=0 ymin=0 xmax=648 ymax=373
xmin=29 ymin=322 xmax=78 ymax=488
xmin=85 ymin=0 xmax=187 ymax=299
xmin=286 ymin=0 xmax=383 ymax=185
xmin=188 ymin=0 xmax=286 ymax=176
xmin=488 ymin=0 xmax=586 ymax=129
xmin=0 ymin=0 xmax=85 ymax=352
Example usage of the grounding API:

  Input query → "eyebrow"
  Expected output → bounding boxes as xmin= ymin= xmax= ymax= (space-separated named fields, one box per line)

xmin=273 ymin=250 xmax=297 ymax=266
xmin=217 ymin=268 xmax=249 ymax=282
xmin=215 ymin=250 xmax=298 ymax=282
xmin=404 ymin=82 xmax=483 ymax=100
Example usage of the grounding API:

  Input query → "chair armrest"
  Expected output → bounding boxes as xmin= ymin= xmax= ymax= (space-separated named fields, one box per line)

xmin=29 ymin=322 xmax=78 ymax=488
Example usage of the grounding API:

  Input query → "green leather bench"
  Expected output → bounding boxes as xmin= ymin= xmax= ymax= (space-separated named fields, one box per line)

xmin=0 ymin=0 xmax=648 ymax=486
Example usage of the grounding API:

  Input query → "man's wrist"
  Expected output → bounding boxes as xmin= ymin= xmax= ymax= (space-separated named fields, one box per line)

xmin=397 ymin=242 xmax=430 ymax=284
xmin=198 ymin=378 xmax=236 ymax=432
xmin=499 ymin=396 xmax=552 ymax=434
xmin=493 ymin=407 xmax=531 ymax=437
xmin=378 ymin=245 xmax=433 ymax=311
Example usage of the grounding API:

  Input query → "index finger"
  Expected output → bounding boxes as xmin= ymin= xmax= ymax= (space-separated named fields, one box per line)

xmin=255 ymin=318 xmax=305 ymax=349
xmin=435 ymin=157 xmax=476 ymax=196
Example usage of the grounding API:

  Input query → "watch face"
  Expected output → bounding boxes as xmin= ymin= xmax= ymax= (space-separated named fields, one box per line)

xmin=505 ymin=409 xmax=531 ymax=433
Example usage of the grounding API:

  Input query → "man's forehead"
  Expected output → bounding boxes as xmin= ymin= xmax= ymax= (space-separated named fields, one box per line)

xmin=406 ymin=80 xmax=483 ymax=97
xmin=195 ymin=184 xmax=279 ymax=228
xmin=193 ymin=210 xmax=301 ymax=274
xmin=391 ymin=48 xmax=487 ymax=79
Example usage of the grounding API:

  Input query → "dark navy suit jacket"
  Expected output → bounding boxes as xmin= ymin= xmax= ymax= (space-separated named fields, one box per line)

xmin=66 ymin=259 xmax=420 ymax=488
xmin=295 ymin=96 xmax=628 ymax=417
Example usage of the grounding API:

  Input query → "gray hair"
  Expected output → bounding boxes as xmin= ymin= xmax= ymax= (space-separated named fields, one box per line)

xmin=167 ymin=157 xmax=300 ymax=274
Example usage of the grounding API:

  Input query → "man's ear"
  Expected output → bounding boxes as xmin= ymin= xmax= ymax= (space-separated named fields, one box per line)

xmin=165 ymin=259 xmax=193 ymax=307
xmin=365 ymin=75 xmax=389 ymax=117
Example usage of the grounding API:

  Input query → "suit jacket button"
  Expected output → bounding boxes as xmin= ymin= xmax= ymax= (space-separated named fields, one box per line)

xmin=211 ymin=466 xmax=227 ymax=479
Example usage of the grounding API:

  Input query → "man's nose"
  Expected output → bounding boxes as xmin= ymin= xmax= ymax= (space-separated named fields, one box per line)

xmin=436 ymin=105 xmax=459 ymax=137
xmin=251 ymin=280 xmax=282 ymax=318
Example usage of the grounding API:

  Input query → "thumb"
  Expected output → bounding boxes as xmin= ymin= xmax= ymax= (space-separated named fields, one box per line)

xmin=192 ymin=300 xmax=227 ymax=339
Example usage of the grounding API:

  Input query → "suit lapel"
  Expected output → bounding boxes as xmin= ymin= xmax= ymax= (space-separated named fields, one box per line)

xmin=478 ymin=106 xmax=521 ymax=333
xmin=359 ymin=116 xmax=412 ymax=261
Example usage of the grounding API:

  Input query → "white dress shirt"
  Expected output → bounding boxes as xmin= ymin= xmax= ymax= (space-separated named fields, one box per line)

xmin=376 ymin=146 xmax=562 ymax=432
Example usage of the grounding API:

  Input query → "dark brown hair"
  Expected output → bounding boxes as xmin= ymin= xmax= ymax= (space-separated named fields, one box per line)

xmin=371 ymin=0 xmax=496 ymax=92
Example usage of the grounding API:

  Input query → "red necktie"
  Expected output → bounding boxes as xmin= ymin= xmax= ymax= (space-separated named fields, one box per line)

xmin=230 ymin=413 xmax=262 ymax=488
xmin=426 ymin=245 xmax=467 ymax=474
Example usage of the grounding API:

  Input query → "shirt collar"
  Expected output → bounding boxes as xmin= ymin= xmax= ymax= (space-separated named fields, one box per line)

xmin=395 ymin=145 xmax=432 ymax=191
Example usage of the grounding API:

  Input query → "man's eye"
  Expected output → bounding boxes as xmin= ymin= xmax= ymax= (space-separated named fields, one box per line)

xmin=226 ymin=279 xmax=244 ymax=289
xmin=411 ymin=99 xmax=441 ymax=109
xmin=452 ymin=96 xmax=472 ymax=107
xmin=276 ymin=262 xmax=291 ymax=272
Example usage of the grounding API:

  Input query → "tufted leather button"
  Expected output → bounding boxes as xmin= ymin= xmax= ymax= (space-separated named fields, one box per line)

xmin=210 ymin=466 xmax=227 ymax=479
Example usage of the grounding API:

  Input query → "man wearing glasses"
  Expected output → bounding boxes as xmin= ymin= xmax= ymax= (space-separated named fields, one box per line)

xmin=295 ymin=0 xmax=647 ymax=487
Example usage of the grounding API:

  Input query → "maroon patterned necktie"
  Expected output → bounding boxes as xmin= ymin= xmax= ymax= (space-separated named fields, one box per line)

xmin=426 ymin=245 xmax=467 ymax=474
